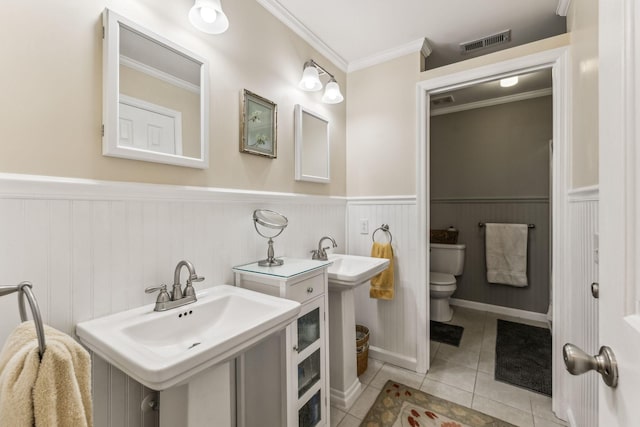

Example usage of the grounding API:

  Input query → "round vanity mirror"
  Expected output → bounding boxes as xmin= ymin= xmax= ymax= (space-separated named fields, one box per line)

xmin=253 ymin=209 xmax=288 ymax=266
xmin=254 ymin=209 xmax=289 ymax=230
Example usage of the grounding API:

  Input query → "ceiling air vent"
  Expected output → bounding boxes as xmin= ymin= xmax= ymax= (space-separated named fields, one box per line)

xmin=460 ymin=29 xmax=511 ymax=54
xmin=431 ymin=95 xmax=455 ymax=106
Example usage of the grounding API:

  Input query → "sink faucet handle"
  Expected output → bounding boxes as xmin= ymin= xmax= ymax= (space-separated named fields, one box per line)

xmin=145 ymin=284 xmax=171 ymax=304
xmin=145 ymin=284 xmax=167 ymax=294
xmin=183 ymin=275 xmax=204 ymax=298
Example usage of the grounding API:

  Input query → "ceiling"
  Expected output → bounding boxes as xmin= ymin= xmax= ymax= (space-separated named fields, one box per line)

xmin=431 ymin=68 xmax=553 ymax=115
xmin=257 ymin=0 xmax=567 ymax=72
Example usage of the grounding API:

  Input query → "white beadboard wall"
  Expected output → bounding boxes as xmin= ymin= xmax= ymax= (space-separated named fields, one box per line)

xmin=0 ymin=174 xmax=345 ymax=427
xmin=563 ymin=188 xmax=599 ymax=427
xmin=346 ymin=198 xmax=419 ymax=370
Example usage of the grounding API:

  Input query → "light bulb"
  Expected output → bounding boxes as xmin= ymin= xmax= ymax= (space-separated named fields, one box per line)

xmin=322 ymin=80 xmax=344 ymax=104
xmin=298 ymin=64 xmax=322 ymax=92
xmin=500 ymin=76 xmax=519 ymax=88
xmin=200 ymin=6 xmax=217 ymax=23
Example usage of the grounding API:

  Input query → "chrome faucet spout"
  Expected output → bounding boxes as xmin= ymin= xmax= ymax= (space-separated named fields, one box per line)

xmin=173 ymin=260 xmax=204 ymax=301
xmin=312 ymin=236 xmax=338 ymax=261
xmin=146 ymin=260 xmax=205 ymax=311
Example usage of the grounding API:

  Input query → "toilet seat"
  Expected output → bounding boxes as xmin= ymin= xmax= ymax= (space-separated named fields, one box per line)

xmin=429 ymin=272 xmax=456 ymax=286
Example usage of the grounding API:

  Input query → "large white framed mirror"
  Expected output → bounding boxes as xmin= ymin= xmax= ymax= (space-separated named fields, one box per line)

xmin=103 ymin=9 xmax=209 ymax=169
xmin=294 ymin=105 xmax=330 ymax=183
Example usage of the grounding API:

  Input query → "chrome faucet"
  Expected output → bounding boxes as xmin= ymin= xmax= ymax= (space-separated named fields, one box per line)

xmin=145 ymin=260 xmax=205 ymax=311
xmin=311 ymin=236 xmax=338 ymax=261
xmin=173 ymin=260 xmax=204 ymax=299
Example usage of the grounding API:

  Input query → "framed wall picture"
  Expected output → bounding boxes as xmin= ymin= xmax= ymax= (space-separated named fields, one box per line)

xmin=240 ymin=89 xmax=277 ymax=158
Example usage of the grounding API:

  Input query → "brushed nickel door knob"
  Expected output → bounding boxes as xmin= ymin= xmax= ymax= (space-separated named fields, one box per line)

xmin=563 ymin=343 xmax=618 ymax=387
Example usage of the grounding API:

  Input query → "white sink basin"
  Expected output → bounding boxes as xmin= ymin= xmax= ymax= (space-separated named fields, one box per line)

xmin=327 ymin=254 xmax=390 ymax=291
xmin=76 ymin=285 xmax=300 ymax=390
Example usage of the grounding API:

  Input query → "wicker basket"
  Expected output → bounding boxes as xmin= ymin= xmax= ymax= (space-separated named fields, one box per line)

xmin=357 ymin=343 xmax=369 ymax=376
xmin=430 ymin=229 xmax=459 ymax=244
xmin=356 ymin=325 xmax=370 ymax=376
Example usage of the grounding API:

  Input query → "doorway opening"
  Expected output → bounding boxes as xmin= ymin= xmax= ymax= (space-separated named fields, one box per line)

xmin=415 ymin=46 xmax=570 ymax=420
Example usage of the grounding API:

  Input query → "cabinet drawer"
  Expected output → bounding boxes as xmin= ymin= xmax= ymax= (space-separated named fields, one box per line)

xmin=288 ymin=274 xmax=324 ymax=303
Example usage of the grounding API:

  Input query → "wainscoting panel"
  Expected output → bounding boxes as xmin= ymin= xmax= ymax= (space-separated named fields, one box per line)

xmin=431 ymin=198 xmax=550 ymax=313
xmin=564 ymin=191 xmax=598 ymax=427
xmin=346 ymin=198 xmax=419 ymax=369
xmin=0 ymin=174 xmax=346 ymax=427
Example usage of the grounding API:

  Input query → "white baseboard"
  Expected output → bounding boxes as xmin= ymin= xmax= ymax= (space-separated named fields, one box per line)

xmin=449 ymin=298 xmax=549 ymax=324
xmin=329 ymin=378 xmax=363 ymax=411
xmin=368 ymin=346 xmax=419 ymax=373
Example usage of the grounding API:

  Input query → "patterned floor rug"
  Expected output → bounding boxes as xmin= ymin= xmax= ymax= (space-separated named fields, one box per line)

xmin=495 ymin=319 xmax=552 ymax=396
xmin=360 ymin=380 xmax=516 ymax=427
xmin=430 ymin=321 xmax=464 ymax=347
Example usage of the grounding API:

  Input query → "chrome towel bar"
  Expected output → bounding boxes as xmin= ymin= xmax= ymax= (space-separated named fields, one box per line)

xmin=0 ymin=281 xmax=46 ymax=358
xmin=478 ymin=222 xmax=535 ymax=229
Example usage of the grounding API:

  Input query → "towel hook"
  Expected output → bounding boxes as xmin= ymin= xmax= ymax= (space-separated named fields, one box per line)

xmin=372 ymin=224 xmax=393 ymax=244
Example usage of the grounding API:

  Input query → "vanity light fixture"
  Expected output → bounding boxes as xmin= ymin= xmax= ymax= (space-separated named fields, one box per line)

xmin=298 ymin=60 xmax=344 ymax=104
xmin=189 ymin=0 xmax=229 ymax=34
xmin=500 ymin=76 xmax=519 ymax=88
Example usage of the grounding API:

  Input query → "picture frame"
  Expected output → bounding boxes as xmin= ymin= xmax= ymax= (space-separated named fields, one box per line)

xmin=240 ymin=89 xmax=277 ymax=158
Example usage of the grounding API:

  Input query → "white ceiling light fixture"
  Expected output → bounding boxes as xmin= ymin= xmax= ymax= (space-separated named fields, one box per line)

xmin=500 ymin=76 xmax=519 ymax=88
xmin=298 ymin=61 xmax=322 ymax=91
xmin=189 ymin=0 xmax=229 ymax=34
xmin=322 ymin=78 xmax=344 ymax=104
xmin=298 ymin=59 xmax=344 ymax=104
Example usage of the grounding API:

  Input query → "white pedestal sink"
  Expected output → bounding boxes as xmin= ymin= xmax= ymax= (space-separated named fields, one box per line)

xmin=326 ymin=254 xmax=390 ymax=410
xmin=76 ymin=285 xmax=300 ymax=426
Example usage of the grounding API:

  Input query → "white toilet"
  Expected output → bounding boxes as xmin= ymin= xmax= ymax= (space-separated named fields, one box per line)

xmin=430 ymin=243 xmax=466 ymax=322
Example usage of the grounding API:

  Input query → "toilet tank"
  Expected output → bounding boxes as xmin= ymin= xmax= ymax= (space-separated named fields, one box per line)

xmin=430 ymin=243 xmax=466 ymax=275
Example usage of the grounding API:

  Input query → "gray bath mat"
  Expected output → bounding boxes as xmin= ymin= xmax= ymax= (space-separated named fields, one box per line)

xmin=430 ymin=321 xmax=464 ymax=347
xmin=495 ymin=319 xmax=552 ymax=396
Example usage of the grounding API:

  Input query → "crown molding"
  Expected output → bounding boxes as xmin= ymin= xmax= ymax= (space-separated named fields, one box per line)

xmin=556 ymin=0 xmax=571 ymax=16
xmin=348 ymin=38 xmax=431 ymax=73
xmin=430 ymin=87 xmax=552 ymax=116
xmin=255 ymin=0 xmax=348 ymax=72
xmin=120 ymin=55 xmax=200 ymax=94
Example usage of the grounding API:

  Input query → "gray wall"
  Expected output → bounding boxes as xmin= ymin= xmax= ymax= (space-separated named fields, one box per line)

xmin=430 ymin=96 xmax=552 ymax=313
xmin=431 ymin=96 xmax=552 ymax=199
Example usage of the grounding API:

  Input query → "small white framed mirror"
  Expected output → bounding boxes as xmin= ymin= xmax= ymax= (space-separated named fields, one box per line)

xmin=103 ymin=8 xmax=209 ymax=168
xmin=294 ymin=105 xmax=330 ymax=183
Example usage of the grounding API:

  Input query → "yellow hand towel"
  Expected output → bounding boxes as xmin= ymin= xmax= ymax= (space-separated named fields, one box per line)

xmin=369 ymin=242 xmax=395 ymax=300
xmin=0 ymin=321 xmax=93 ymax=427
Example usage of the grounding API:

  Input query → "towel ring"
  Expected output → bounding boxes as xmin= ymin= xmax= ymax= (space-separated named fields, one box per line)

xmin=0 ymin=281 xmax=46 ymax=358
xmin=372 ymin=224 xmax=393 ymax=244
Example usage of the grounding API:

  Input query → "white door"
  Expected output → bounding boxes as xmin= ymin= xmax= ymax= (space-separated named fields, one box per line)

xmin=119 ymin=95 xmax=182 ymax=155
xmin=597 ymin=0 xmax=640 ymax=425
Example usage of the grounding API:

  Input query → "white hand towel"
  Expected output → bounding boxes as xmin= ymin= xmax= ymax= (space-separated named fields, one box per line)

xmin=485 ymin=223 xmax=528 ymax=287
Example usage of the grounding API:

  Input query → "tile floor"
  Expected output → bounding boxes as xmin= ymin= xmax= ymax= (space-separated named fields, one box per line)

xmin=330 ymin=307 xmax=568 ymax=427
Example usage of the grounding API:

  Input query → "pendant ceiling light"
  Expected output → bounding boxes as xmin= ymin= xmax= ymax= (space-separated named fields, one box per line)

xmin=298 ymin=59 xmax=344 ymax=104
xmin=189 ymin=0 xmax=229 ymax=34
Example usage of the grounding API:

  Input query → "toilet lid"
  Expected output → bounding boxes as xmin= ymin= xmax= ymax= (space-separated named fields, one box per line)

xmin=429 ymin=272 xmax=456 ymax=286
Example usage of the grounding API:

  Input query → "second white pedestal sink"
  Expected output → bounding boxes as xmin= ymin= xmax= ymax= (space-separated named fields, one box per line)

xmin=326 ymin=254 xmax=390 ymax=410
